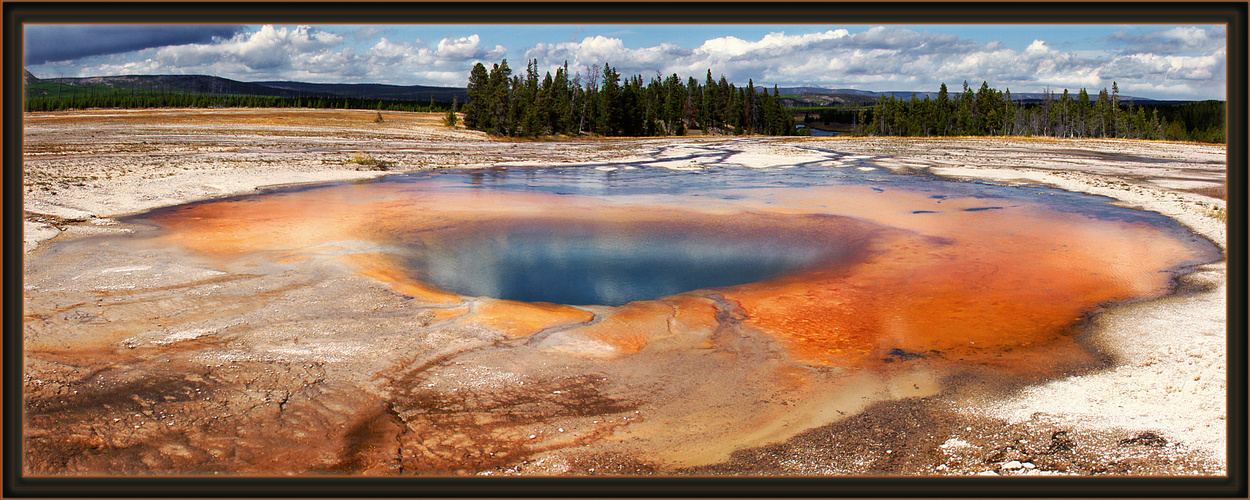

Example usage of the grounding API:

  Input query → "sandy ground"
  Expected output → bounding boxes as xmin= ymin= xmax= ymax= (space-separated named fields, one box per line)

xmin=20 ymin=109 xmax=1229 ymax=477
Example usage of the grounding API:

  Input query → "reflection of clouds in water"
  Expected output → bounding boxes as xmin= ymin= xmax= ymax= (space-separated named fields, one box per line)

xmin=422 ymin=244 xmax=503 ymax=299
xmin=593 ymin=280 xmax=633 ymax=307
xmin=407 ymin=230 xmax=835 ymax=306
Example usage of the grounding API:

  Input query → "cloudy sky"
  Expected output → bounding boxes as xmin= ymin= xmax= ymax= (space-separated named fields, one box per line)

xmin=24 ymin=23 xmax=1227 ymax=100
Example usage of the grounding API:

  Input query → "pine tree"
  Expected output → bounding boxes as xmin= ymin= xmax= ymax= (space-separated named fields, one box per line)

xmin=596 ymin=63 xmax=620 ymax=135
xmin=519 ymin=59 xmax=541 ymax=137
xmin=1111 ymin=81 xmax=1122 ymax=137
xmin=444 ymin=95 xmax=459 ymax=127
xmin=936 ymin=83 xmax=951 ymax=135
xmin=552 ymin=63 xmax=571 ymax=134
xmin=686 ymin=76 xmax=701 ymax=132
xmin=956 ymin=81 xmax=974 ymax=135
xmin=1075 ymin=88 xmax=1090 ymax=138
xmin=745 ymin=79 xmax=759 ymax=134
xmin=487 ymin=59 xmax=512 ymax=136
xmin=464 ymin=63 xmax=489 ymax=130
xmin=1058 ymin=89 xmax=1072 ymax=138
xmin=998 ymin=88 xmax=1009 ymax=135
xmin=718 ymin=76 xmax=733 ymax=132
xmin=1096 ymin=88 xmax=1110 ymax=137
xmin=701 ymin=70 xmax=716 ymax=133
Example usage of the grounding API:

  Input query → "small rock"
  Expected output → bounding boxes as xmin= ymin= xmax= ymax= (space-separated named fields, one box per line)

xmin=1002 ymin=460 xmax=1023 ymax=470
xmin=1023 ymin=462 xmax=1036 ymax=469
xmin=1119 ymin=431 xmax=1167 ymax=447
xmin=977 ymin=470 xmax=999 ymax=476
xmin=939 ymin=437 xmax=975 ymax=451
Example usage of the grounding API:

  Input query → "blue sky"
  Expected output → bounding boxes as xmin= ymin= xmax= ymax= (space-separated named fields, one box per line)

xmin=25 ymin=23 xmax=1227 ymax=100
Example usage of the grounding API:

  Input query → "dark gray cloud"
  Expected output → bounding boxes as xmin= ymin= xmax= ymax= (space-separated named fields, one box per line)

xmin=1102 ymin=25 xmax=1225 ymax=55
xmin=24 ymin=25 xmax=245 ymax=65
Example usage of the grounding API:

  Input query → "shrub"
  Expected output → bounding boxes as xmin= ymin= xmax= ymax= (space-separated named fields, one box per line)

xmin=346 ymin=152 xmax=394 ymax=171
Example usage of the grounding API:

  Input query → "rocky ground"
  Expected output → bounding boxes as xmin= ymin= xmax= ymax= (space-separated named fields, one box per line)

xmin=20 ymin=109 xmax=1229 ymax=478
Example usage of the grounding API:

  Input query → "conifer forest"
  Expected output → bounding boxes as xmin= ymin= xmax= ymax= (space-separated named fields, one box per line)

xmin=855 ymin=80 xmax=1224 ymax=143
xmin=461 ymin=59 xmax=798 ymax=137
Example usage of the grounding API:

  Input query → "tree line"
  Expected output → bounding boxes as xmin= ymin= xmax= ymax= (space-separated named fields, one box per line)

xmin=26 ymin=70 xmax=1222 ymax=144
xmin=25 ymin=88 xmax=454 ymax=114
xmin=461 ymin=59 xmax=799 ymax=137
xmin=854 ymin=81 xmax=1224 ymax=143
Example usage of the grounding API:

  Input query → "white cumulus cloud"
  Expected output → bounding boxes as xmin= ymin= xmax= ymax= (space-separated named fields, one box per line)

xmin=26 ymin=23 xmax=1227 ymax=100
xmin=45 ymin=25 xmax=511 ymax=86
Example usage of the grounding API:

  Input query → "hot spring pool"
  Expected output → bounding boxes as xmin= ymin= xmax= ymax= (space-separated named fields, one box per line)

xmin=135 ymin=153 xmax=1220 ymax=367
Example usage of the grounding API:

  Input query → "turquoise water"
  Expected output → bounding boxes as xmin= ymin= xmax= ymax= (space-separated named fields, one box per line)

xmin=402 ymin=222 xmax=837 ymax=306
xmin=134 ymin=143 xmax=1220 ymax=307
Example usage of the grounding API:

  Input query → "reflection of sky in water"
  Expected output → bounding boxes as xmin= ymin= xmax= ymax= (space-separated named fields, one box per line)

xmin=371 ymin=161 xmax=1205 ymax=240
xmin=406 ymin=228 xmax=832 ymax=306
xmin=134 ymin=151 xmax=1217 ymax=306
xmin=372 ymin=162 xmax=1212 ymax=305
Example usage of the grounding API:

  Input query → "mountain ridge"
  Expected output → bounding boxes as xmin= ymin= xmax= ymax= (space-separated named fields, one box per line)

xmin=28 ymin=72 xmax=470 ymax=102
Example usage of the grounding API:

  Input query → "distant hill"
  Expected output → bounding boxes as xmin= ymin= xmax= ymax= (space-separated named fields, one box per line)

xmin=778 ymin=86 xmax=1184 ymax=107
xmin=252 ymin=81 xmax=466 ymax=102
xmin=777 ymin=86 xmax=877 ymax=97
xmin=779 ymin=93 xmax=879 ymax=108
xmin=43 ymin=74 xmax=319 ymax=98
xmin=24 ymin=70 xmax=117 ymax=98
xmin=30 ymin=72 xmax=469 ymax=103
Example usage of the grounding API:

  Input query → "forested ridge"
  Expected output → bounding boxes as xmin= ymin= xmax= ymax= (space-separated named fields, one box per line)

xmin=853 ymin=81 xmax=1224 ymax=143
xmin=461 ymin=59 xmax=797 ymax=137
xmin=24 ymin=86 xmax=454 ymax=114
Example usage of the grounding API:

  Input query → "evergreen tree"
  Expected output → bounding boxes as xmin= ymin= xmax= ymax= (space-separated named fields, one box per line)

xmin=663 ymin=73 xmax=683 ymax=135
xmin=551 ymin=63 xmax=572 ymax=134
xmin=956 ymin=81 xmax=974 ymax=135
xmin=700 ymin=70 xmax=716 ymax=133
xmin=1096 ymin=88 xmax=1110 ymax=137
xmin=1075 ymin=88 xmax=1091 ymax=137
xmin=1111 ymin=81 xmax=1122 ymax=137
xmin=686 ymin=76 xmax=701 ymax=131
xmin=730 ymin=86 xmax=746 ymax=134
xmin=596 ymin=63 xmax=620 ymax=135
xmin=718 ymin=76 xmax=733 ymax=132
xmin=745 ymin=79 xmax=758 ymax=133
xmin=518 ymin=59 xmax=541 ymax=136
xmin=444 ymin=95 xmax=459 ymax=127
xmin=487 ymin=59 xmax=513 ymax=136
xmin=1058 ymin=89 xmax=1072 ymax=138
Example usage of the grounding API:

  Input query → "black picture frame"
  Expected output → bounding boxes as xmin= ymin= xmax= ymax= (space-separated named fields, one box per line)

xmin=4 ymin=2 xmax=1245 ymax=498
